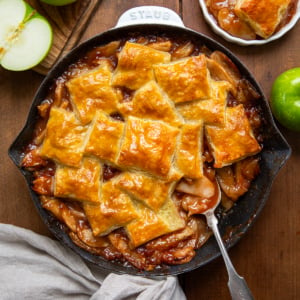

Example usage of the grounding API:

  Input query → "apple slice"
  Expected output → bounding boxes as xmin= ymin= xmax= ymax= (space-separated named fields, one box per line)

xmin=0 ymin=0 xmax=53 ymax=71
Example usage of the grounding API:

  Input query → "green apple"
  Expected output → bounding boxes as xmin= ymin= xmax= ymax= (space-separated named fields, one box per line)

xmin=0 ymin=0 xmax=53 ymax=71
xmin=39 ymin=0 xmax=77 ymax=6
xmin=271 ymin=67 xmax=300 ymax=132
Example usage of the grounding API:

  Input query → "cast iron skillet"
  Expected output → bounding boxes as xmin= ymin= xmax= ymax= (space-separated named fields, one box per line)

xmin=8 ymin=7 xmax=291 ymax=276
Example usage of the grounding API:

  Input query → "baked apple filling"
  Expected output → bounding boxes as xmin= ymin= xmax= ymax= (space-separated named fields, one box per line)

xmin=22 ymin=35 xmax=263 ymax=270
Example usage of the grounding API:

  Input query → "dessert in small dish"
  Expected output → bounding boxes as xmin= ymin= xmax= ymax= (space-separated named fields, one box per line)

xmin=199 ymin=0 xmax=300 ymax=45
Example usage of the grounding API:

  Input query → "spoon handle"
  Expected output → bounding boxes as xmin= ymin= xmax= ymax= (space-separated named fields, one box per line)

xmin=206 ymin=211 xmax=254 ymax=300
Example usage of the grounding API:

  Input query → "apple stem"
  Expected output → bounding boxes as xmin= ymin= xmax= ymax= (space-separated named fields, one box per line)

xmin=24 ymin=10 xmax=37 ymax=23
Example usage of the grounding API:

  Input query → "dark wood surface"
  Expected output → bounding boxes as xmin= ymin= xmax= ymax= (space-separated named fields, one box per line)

xmin=28 ymin=0 xmax=100 ymax=74
xmin=1 ymin=0 xmax=299 ymax=299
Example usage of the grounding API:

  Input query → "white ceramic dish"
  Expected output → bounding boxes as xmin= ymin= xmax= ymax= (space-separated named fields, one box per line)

xmin=198 ymin=0 xmax=300 ymax=46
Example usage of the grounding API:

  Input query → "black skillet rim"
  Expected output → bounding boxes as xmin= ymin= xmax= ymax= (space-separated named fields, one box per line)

xmin=8 ymin=24 xmax=291 ymax=276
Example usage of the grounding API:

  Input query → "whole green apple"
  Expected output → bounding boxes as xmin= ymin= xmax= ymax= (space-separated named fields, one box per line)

xmin=40 ymin=0 xmax=77 ymax=6
xmin=271 ymin=67 xmax=300 ymax=132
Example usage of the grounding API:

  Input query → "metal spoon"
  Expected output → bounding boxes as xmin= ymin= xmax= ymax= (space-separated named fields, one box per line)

xmin=202 ymin=182 xmax=254 ymax=300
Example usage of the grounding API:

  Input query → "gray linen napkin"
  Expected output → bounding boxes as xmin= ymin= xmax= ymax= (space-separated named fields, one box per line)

xmin=0 ymin=223 xmax=186 ymax=300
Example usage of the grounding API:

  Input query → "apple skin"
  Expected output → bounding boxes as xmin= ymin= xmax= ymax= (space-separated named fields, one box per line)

xmin=40 ymin=0 xmax=77 ymax=6
xmin=270 ymin=67 xmax=300 ymax=132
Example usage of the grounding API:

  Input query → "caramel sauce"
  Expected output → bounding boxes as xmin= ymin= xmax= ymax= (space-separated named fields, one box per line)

xmin=103 ymin=164 xmax=121 ymax=181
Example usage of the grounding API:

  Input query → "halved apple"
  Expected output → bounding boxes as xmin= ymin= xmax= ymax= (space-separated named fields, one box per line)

xmin=0 ymin=0 xmax=53 ymax=71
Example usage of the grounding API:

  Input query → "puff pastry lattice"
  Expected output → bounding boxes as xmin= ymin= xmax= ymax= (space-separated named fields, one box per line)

xmin=22 ymin=37 xmax=263 ymax=270
xmin=38 ymin=41 xmax=261 ymax=248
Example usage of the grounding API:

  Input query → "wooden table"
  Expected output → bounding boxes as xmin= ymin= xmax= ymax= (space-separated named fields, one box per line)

xmin=1 ymin=0 xmax=299 ymax=299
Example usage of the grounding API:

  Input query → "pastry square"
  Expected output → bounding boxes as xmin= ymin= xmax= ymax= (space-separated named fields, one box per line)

xmin=156 ymin=197 xmax=185 ymax=233
xmin=83 ymin=180 xmax=138 ymax=236
xmin=112 ymin=42 xmax=171 ymax=90
xmin=117 ymin=117 xmax=180 ymax=179
xmin=54 ymin=157 xmax=101 ymax=204
xmin=118 ymin=80 xmax=183 ymax=127
xmin=85 ymin=112 xmax=125 ymax=164
xmin=126 ymin=199 xmax=185 ymax=247
xmin=66 ymin=60 xmax=121 ymax=124
xmin=206 ymin=104 xmax=261 ymax=168
xmin=39 ymin=107 xmax=88 ymax=167
xmin=177 ymin=81 xmax=230 ymax=126
xmin=176 ymin=121 xmax=204 ymax=179
xmin=234 ymin=0 xmax=291 ymax=38
xmin=115 ymin=171 xmax=174 ymax=211
xmin=154 ymin=54 xmax=212 ymax=104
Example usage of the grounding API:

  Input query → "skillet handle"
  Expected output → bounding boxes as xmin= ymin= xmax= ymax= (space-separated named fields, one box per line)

xmin=115 ymin=6 xmax=185 ymax=28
